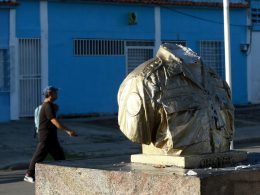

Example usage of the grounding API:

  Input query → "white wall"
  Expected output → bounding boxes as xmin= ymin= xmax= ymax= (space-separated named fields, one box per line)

xmin=248 ymin=32 xmax=260 ymax=103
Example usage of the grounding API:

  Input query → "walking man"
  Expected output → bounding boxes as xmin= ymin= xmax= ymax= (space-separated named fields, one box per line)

xmin=24 ymin=86 xmax=77 ymax=183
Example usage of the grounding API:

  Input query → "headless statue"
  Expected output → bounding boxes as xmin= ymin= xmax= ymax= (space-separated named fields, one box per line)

xmin=118 ymin=43 xmax=234 ymax=155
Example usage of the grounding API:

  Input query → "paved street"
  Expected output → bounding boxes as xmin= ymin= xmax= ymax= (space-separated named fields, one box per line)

xmin=0 ymin=105 xmax=260 ymax=194
xmin=0 ymin=170 xmax=34 ymax=195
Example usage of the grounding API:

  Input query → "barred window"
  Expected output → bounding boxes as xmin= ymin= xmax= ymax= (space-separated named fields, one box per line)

xmin=251 ymin=8 xmax=260 ymax=24
xmin=126 ymin=40 xmax=154 ymax=46
xmin=200 ymin=40 xmax=225 ymax=79
xmin=73 ymin=39 xmax=125 ymax=56
xmin=0 ymin=49 xmax=10 ymax=92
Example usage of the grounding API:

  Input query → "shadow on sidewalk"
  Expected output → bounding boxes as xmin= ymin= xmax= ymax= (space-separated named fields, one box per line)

xmin=0 ymin=172 xmax=24 ymax=184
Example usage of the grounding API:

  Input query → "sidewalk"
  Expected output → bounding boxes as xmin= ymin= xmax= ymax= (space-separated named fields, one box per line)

xmin=0 ymin=105 xmax=260 ymax=170
xmin=0 ymin=116 xmax=141 ymax=170
xmin=234 ymin=104 xmax=260 ymax=144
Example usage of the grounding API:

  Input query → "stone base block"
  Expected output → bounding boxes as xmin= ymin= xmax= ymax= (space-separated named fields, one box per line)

xmin=36 ymin=156 xmax=260 ymax=195
xmin=131 ymin=150 xmax=247 ymax=168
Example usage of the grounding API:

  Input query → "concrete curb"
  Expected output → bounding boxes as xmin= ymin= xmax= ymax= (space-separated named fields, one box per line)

xmin=234 ymin=137 xmax=260 ymax=145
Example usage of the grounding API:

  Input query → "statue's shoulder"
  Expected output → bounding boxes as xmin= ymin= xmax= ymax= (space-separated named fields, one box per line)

xmin=206 ymin=65 xmax=221 ymax=80
xmin=205 ymin=65 xmax=232 ymax=97
xmin=127 ymin=57 xmax=162 ymax=79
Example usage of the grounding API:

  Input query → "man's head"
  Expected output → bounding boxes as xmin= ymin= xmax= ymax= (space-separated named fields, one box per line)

xmin=43 ymin=86 xmax=59 ymax=101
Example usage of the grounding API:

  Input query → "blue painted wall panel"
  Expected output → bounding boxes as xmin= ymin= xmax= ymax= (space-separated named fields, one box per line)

xmin=0 ymin=93 xmax=10 ymax=122
xmin=16 ymin=0 xmax=40 ymax=37
xmin=0 ymin=10 xmax=9 ymax=48
xmin=54 ymin=56 xmax=125 ymax=114
xmin=48 ymin=38 xmax=125 ymax=114
xmin=161 ymin=7 xmax=224 ymax=47
xmin=48 ymin=2 xmax=155 ymax=40
xmin=0 ymin=10 xmax=10 ymax=121
xmin=230 ymin=9 xmax=248 ymax=104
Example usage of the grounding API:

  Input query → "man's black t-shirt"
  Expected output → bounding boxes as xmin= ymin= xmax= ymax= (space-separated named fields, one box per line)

xmin=38 ymin=102 xmax=58 ymax=142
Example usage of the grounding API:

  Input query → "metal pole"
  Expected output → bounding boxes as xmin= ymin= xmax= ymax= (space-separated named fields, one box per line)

xmin=154 ymin=6 xmax=161 ymax=56
xmin=223 ymin=0 xmax=232 ymax=88
xmin=223 ymin=0 xmax=233 ymax=149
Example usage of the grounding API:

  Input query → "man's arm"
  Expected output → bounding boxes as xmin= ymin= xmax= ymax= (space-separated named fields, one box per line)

xmin=51 ymin=118 xmax=77 ymax=136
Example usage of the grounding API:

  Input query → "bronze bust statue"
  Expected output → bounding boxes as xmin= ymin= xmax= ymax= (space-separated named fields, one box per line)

xmin=118 ymin=43 xmax=234 ymax=155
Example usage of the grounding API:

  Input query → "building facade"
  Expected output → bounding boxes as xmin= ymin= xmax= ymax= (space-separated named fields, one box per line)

xmin=248 ymin=0 xmax=260 ymax=103
xmin=0 ymin=0 xmax=249 ymax=121
xmin=0 ymin=1 xmax=15 ymax=121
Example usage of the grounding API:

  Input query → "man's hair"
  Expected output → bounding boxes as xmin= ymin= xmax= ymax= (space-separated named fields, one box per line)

xmin=43 ymin=86 xmax=58 ymax=98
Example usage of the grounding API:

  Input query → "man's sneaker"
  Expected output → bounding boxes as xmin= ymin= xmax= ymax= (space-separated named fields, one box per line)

xmin=24 ymin=175 xmax=35 ymax=183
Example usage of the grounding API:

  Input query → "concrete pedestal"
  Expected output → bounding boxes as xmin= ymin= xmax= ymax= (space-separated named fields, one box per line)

xmin=36 ymin=155 xmax=260 ymax=195
xmin=131 ymin=151 xmax=247 ymax=168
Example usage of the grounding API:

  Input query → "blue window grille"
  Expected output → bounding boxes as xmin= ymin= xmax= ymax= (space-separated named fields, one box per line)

xmin=251 ymin=1 xmax=260 ymax=31
xmin=252 ymin=8 xmax=260 ymax=24
xmin=73 ymin=39 xmax=125 ymax=56
xmin=200 ymin=40 xmax=225 ymax=79
xmin=0 ymin=49 xmax=10 ymax=92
